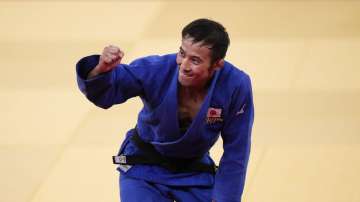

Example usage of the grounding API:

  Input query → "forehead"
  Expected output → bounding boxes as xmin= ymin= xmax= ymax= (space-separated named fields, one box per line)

xmin=180 ymin=38 xmax=212 ymax=60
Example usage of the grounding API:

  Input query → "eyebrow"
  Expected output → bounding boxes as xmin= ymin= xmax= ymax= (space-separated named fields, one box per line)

xmin=179 ymin=46 xmax=204 ymax=62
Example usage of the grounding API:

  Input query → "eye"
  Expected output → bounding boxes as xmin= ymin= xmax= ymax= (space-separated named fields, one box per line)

xmin=191 ymin=58 xmax=200 ymax=65
xmin=179 ymin=49 xmax=185 ymax=57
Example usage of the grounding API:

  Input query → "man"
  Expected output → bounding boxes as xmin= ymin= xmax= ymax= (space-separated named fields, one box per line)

xmin=76 ymin=18 xmax=254 ymax=202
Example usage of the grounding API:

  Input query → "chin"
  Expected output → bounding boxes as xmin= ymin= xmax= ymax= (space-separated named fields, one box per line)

xmin=178 ymin=77 xmax=193 ymax=87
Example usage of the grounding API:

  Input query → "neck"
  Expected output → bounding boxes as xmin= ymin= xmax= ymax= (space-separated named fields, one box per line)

xmin=179 ymin=78 xmax=212 ymax=101
xmin=181 ymin=85 xmax=205 ymax=96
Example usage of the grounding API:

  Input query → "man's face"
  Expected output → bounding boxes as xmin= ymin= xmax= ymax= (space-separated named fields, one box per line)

xmin=176 ymin=37 xmax=218 ymax=88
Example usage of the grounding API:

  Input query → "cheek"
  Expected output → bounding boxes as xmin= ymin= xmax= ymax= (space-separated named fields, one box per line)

xmin=193 ymin=66 xmax=210 ymax=78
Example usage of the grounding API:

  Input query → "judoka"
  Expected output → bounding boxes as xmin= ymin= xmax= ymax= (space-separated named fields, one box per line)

xmin=76 ymin=18 xmax=254 ymax=202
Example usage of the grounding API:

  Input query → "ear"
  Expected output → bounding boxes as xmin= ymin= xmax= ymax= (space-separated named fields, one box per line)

xmin=212 ymin=59 xmax=225 ymax=71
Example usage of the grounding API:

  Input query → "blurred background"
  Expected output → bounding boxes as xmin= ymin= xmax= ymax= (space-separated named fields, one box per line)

xmin=1 ymin=0 xmax=359 ymax=202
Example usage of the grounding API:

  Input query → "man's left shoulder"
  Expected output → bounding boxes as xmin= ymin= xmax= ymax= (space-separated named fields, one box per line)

xmin=220 ymin=61 xmax=251 ymax=87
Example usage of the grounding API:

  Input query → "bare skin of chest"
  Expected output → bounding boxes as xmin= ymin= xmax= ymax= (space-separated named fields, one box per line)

xmin=178 ymin=88 xmax=206 ymax=121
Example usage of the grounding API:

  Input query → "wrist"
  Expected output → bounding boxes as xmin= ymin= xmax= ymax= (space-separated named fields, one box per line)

xmin=87 ymin=65 xmax=102 ymax=79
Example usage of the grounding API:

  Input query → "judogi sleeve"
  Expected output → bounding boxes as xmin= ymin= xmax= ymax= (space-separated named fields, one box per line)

xmin=76 ymin=55 xmax=147 ymax=109
xmin=213 ymin=74 xmax=255 ymax=202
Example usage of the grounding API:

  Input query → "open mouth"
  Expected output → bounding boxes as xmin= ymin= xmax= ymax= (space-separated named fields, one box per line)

xmin=180 ymin=71 xmax=193 ymax=78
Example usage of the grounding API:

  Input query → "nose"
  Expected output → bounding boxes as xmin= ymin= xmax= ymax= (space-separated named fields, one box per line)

xmin=179 ymin=58 xmax=191 ymax=72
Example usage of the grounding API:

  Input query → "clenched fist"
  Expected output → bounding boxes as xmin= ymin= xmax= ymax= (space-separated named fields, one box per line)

xmin=87 ymin=45 xmax=124 ymax=79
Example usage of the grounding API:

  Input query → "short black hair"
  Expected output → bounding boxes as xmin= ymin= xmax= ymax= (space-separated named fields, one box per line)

xmin=182 ymin=18 xmax=230 ymax=64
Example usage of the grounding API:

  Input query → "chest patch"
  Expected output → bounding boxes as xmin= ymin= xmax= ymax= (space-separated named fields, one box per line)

xmin=206 ymin=107 xmax=223 ymax=124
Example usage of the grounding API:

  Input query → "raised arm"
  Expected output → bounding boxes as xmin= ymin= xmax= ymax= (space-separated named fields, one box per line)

xmin=87 ymin=45 xmax=124 ymax=79
xmin=76 ymin=45 xmax=143 ymax=109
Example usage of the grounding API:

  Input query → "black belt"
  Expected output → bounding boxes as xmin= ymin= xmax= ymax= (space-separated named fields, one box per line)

xmin=113 ymin=130 xmax=217 ymax=174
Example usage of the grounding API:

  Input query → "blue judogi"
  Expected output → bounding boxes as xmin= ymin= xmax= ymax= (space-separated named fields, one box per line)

xmin=76 ymin=53 xmax=254 ymax=202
